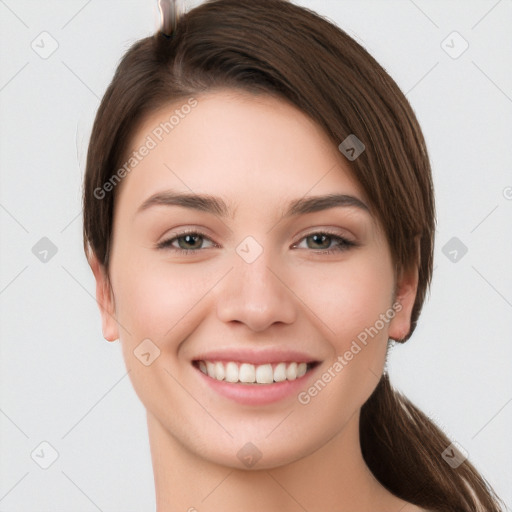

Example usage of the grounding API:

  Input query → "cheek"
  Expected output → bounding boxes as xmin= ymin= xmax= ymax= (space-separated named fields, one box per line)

xmin=109 ymin=257 xmax=209 ymax=409
xmin=291 ymin=252 xmax=395 ymax=346
xmin=292 ymin=256 xmax=394 ymax=421
xmin=110 ymin=249 xmax=231 ymax=350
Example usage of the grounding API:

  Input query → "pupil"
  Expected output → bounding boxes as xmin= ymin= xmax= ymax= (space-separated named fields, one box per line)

xmin=311 ymin=234 xmax=329 ymax=249
xmin=183 ymin=234 xmax=200 ymax=249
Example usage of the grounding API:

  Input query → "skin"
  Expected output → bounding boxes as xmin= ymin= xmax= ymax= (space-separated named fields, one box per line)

xmin=89 ymin=89 xmax=423 ymax=511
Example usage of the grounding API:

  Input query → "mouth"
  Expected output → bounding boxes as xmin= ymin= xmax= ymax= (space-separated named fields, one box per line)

xmin=192 ymin=359 xmax=320 ymax=384
xmin=191 ymin=358 xmax=321 ymax=405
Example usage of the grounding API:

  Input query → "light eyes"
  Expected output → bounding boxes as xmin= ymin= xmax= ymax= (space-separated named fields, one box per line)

xmin=156 ymin=229 xmax=357 ymax=256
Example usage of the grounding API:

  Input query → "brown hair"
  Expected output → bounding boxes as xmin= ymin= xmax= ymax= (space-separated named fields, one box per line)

xmin=82 ymin=0 xmax=504 ymax=509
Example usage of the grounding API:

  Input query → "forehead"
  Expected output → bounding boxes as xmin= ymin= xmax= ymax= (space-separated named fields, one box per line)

xmin=115 ymin=89 xmax=369 ymax=216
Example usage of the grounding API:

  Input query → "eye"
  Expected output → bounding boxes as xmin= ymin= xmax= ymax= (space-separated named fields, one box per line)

xmin=293 ymin=231 xmax=356 ymax=254
xmin=156 ymin=229 xmax=357 ymax=256
xmin=156 ymin=230 xmax=216 ymax=255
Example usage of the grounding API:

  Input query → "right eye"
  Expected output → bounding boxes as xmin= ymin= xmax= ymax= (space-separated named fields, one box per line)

xmin=156 ymin=230 xmax=217 ymax=255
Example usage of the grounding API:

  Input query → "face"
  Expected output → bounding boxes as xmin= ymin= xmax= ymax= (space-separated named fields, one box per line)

xmin=90 ymin=89 xmax=417 ymax=469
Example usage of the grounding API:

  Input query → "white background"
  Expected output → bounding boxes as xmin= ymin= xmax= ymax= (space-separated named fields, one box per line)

xmin=0 ymin=0 xmax=511 ymax=510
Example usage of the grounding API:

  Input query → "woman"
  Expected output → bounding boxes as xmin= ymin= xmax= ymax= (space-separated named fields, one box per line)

xmin=82 ymin=0 xmax=505 ymax=510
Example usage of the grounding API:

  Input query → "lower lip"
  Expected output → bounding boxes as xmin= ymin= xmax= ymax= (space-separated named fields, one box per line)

xmin=193 ymin=364 xmax=319 ymax=406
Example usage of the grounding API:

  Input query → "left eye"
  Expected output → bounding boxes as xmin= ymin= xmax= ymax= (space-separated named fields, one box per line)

xmin=293 ymin=232 xmax=355 ymax=253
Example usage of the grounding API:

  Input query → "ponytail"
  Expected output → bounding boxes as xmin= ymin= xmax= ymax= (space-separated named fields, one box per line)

xmin=360 ymin=373 xmax=505 ymax=511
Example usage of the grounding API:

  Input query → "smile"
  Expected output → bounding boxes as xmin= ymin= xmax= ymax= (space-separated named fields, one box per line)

xmin=195 ymin=360 xmax=314 ymax=384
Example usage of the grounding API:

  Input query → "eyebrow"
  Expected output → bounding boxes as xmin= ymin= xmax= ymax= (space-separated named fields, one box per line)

xmin=136 ymin=190 xmax=370 ymax=219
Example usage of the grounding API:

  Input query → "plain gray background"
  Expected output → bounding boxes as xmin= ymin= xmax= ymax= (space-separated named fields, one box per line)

xmin=0 ymin=0 xmax=511 ymax=510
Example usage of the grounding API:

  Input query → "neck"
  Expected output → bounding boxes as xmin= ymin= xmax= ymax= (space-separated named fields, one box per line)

xmin=147 ymin=410 xmax=405 ymax=512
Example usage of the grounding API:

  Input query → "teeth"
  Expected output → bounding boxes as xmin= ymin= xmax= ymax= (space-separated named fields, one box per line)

xmin=239 ymin=363 xmax=256 ymax=383
xmin=286 ymin=362 xmax=297 ymax=380
xmin=273 ymin=362 xmax=287 ymax=382
xmin=197 ymin=360 xmax=311 ymax=384
xmin=297 ymin=362 xmax=307 ymax=377
xmin=256 ymin=364 xmax=273 ymax=384
xmin=206 ymin=361 xmax=215 ymax=379
xmin=225 ymin=361 xmax=239 ymax=382
xmin=215 ymin=361 xmax=225 ymax=380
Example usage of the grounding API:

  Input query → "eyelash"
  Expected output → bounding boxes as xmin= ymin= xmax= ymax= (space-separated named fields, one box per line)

xmin=156 ymin=229 xmax=357 ymax=256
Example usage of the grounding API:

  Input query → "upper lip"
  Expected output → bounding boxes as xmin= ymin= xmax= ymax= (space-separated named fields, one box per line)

xmin=192 ymin=349 xmax=321 ymax=366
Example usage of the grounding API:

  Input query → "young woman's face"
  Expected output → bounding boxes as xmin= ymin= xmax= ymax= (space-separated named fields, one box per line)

xmin=93 ymin=89 xmax=417 ymax=469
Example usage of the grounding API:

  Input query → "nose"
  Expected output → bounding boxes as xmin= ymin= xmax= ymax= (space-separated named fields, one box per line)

xmin=215 ymin=247 xmax=297 ymax=333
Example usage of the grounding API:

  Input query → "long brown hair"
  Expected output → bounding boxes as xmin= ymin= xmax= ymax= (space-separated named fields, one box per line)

xmin=82 ymin=0 xmax=504 ymax=509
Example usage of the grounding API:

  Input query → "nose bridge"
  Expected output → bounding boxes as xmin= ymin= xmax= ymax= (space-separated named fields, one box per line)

xmin=215 ymin=236 xmax=297 ymax=331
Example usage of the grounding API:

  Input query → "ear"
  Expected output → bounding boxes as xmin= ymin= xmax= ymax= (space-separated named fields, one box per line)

xmin=388 ymin=238 xmax=420 ymax=342
xmin=88 ymin=251 xmax=119 ymax=342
